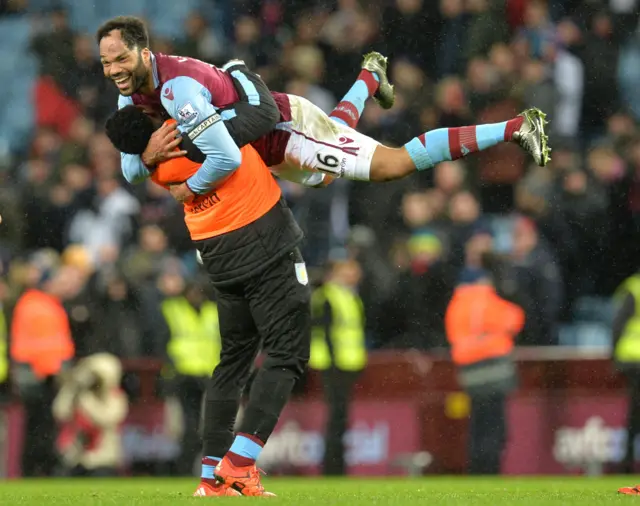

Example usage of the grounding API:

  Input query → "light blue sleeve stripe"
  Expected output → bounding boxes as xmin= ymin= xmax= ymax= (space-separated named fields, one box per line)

xmin=185 ymin=118 xmax=242 ymax=194
xmin=220 ymin=109 xmax=237 ymax=121
xmin=222 ymin=60 xmax=245 ymax=71
xmin=161 ymin=76 xmax=242 ymax=194
xmin=230 ymin=70 xmax=260 ymax=106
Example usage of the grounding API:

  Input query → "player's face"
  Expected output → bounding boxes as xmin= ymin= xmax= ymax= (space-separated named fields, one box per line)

xmin=99 ymin=30 xmax=150 ymax=96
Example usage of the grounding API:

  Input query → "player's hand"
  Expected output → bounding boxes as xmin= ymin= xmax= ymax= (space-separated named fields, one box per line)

xmin=169 ymin=182 xmax=196 ymax=204
xmin=142 ymin=122 xmax=188 ymax=167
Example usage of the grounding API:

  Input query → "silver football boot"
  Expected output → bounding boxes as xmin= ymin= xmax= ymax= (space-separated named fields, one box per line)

xmin=361 ymin=51 xmax=395 ymax=110
xmin=512 ymin=107 xmax=552 ymax=167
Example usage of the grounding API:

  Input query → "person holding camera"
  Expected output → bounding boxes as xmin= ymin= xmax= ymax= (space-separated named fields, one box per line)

xmin=53 ymin=353 xmax=128 ymax=476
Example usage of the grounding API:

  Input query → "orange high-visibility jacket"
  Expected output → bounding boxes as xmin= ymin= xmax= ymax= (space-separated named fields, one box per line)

xmin=445 ymin=284 xmax=524 ymax=366
xmin=151 ymin=120 xmax=281 ymax=241
xmin=10 ymin=289 xmax=75 ymax=378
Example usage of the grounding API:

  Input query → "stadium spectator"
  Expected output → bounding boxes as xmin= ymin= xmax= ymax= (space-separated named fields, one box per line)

xmin=0 ymin=272 xmax=8 ymax=402
xmin=30 ymin=6 xmax=75 ymax=90
xmin=434 ymin=160 xmax=467 ymax=199
xmin=62 ymin=34 xmax=115 ymax=123
xmin=60 ymin=244 xmax=98 ymax=357
xmin=433 ymin=77 xmax=472 ymax=128
xmin=120 ymin=224 xmax=172 ymax=288
xmin=464 ymin=0 xmax=509 ymax=61
xmin=445 ymin=191 xmax=483 ymax=268
xmin=285 ymin=47 xmax=336 ymax=114
xmin=510 ymin=216 xmax=562 ymax=346
xmin=437 ymin=0 xmax=468 ymax=78
xmin=53 ymin=353 xmax=128 ymax=476
xmin=0 ymin=0 xmax=26 ymax=16
xmin=93 ymin=270 xmax=145 ymax=358
xmin=613 ymin=270 xmax=640 ymax=473
xmin=514 ymin=0 xmax=556 ymax=62
xmin=156 ymin=275 xmax=221 ymax=476
xmin=67 ymin=176 xmax=140 ymax=266
xmin=174 ymin=12 xmax=225 ymax=66
xmin=382 ymin=0 xmax=441 ymax=71
xmin=310 ymin=258 xmax=367 ymax=476
xmin=446 ymin=248 xmax=524 ymax=475
xmin=10 ymin=256 xmax=77 ymax=476
xmin=0 ymin=3 xmax=636 ymax=340
xmin=383 ymin=231 xmax=455 ymax=349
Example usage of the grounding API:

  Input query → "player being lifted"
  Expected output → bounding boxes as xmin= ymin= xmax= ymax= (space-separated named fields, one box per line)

xmin=99 ymin=17 xmax=549 ymax=202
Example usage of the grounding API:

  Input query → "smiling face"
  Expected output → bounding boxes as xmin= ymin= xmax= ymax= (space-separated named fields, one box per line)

xmin=99 ymin=29 xmax=151 ymax=96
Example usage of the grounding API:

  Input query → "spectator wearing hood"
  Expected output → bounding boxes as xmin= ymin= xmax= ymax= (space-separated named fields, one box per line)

xmin=53 ymin=353 xmax=128 ymax=476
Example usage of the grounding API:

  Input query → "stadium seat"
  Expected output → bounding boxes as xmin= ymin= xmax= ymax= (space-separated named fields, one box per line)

xmin=5 ymin=75 xmax=36 ymax=150
xmin=0 ymin=50 xmax=21 ymax=81
xmin=572 ymin=296 xmax=614 ymax=326
xmin=0 ymin=46 xmax=35 ymax=153
xmin=558 ymin=324 xmax=578 ymax=347
xmin=0 ymin=45 xmax=36 ymax=153
xmin=147 ymin=0 xmax=199 ymax=39
xmin=0 ymin=17 xmax=31 ymax=51
xmin=486 ymin=215 xmax=514 ymax=253
xmin=572 ymin=322 xmax=612 ymax=349
xmin=618 ymin=39 xmax=640 ymax=122
xmin=59 ymin=0 xmax=99 ymax=34
xmin=4 ymin=98 xmax=35 ymax=152
xmin=25 ymin=0 xmax=60 ymax=12
xmin=99 ymin=0 xmax=147 ymax=22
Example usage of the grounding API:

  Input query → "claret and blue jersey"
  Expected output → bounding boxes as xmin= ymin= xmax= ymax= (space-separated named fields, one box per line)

xmin=118 ymin=53 xmax=289 ymax=193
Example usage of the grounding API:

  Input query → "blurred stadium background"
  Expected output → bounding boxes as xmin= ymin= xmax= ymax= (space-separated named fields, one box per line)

xmin=0 ymin=0 xmax=640 ymax=484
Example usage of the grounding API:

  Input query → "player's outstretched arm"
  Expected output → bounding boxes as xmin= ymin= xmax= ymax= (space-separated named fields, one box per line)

xmin=219 ymin=60 xmax=279 ymax=147
xmin=161 ymin=76 xmax=242 ymax=195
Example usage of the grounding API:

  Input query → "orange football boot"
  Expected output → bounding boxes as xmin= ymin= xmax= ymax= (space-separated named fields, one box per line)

xmin=618 ymin=485 xmax=640 ymax=495
xmin=193 ymin=481 xmax=241 ymax=497
xmin=215 ymin=456 xmax=276 ymax=497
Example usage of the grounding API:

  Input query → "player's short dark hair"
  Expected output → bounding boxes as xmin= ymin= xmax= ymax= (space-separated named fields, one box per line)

xmin=96 ymin=16 xmax=149 ymax=50
xmin=105 ymin=105 xmax=155 ymax=155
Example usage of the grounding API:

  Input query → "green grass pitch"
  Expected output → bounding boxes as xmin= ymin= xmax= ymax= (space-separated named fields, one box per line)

xmin=1 ymin=477 xmax=639 ymax=505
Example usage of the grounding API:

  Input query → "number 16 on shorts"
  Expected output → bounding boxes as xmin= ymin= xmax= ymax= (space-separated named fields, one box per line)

xmin=314 ymin=152 xmax=344 ymax=176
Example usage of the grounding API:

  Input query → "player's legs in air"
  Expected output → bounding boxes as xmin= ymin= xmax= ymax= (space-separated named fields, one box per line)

xmin=300 ymin=100 xmax=550 ymax=182
xmin=329 ymin=52 xmax=550 ymax=178
xmin=269 ymin=52 xmax=393 ymax=188
xmin=363 ymin=107 xmax=550 ymax=181
xmin=281 ymin=53 xmax=550 ymax=185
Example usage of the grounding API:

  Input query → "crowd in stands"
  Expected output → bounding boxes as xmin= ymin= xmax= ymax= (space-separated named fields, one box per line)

xmin=0 ymin=0 xmax=639 ymax=359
